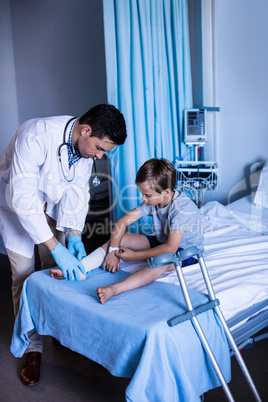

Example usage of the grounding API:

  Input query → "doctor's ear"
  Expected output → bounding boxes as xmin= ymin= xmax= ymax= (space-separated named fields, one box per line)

xmin=81 ymin=125 xmax=92 ymax=137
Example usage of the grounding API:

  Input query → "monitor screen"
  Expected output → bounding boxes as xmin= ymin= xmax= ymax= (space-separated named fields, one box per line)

xmin=184 ymin=108 xmax=206 ymax=143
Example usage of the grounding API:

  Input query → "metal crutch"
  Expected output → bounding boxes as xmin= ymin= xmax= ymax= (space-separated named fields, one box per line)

xmin=147 ymin=246 xmax=262 ymax=402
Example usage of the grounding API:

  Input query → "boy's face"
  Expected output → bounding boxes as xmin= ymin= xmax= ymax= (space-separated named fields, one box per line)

xmin=137 ymin=181 xmax=167 ymax=207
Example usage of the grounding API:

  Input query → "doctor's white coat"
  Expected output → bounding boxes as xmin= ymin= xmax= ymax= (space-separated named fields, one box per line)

xmin=0 ymin=116 xmax=93 ymax=258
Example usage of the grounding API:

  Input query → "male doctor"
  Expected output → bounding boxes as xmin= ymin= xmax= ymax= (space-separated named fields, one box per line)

xmin=0 ymin=104 xmax=127 ymax=386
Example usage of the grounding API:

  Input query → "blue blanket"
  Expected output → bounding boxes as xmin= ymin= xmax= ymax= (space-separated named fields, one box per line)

xmin=11 ymin=268 xmax=231 ymax=401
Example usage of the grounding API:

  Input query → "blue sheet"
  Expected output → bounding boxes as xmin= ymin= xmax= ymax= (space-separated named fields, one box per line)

xmin=11 ymin=268 xmax=231 ymax=401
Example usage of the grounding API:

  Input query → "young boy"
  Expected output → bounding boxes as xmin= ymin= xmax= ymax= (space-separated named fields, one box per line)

xmin=50 ymin=158 xmax=204 ymax=304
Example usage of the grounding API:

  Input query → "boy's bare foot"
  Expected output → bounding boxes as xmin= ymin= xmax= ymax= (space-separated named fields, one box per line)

xmin=50 ymin=268 xmax=65 ymax=280
xmin=97 ymin=285 xmax=118 ymax=304
xmin=50 ymin=267 xmax=87 ymax=281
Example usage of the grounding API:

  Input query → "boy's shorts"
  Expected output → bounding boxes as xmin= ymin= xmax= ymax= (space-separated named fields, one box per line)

xmin=146 ymin=235 xmax=197 ymax=268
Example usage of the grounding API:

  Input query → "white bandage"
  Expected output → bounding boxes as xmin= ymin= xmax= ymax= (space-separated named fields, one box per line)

xmin=80 ymin=247 xmax=106 ymax=275
xmin=69 ymin=247 xmax=106 ymax=281
xmin=108 ymin=246 xmax=119 ymax=253
xmin=77 ymin=266 xmax=87 ymax=281
xmin=70 ymin=264 xmax=87 ymax=281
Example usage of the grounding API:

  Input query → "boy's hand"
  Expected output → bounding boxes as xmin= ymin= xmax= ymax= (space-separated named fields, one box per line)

xmin=115 ymin=247 xmax=136 ymax=262
xmin=103 ymin=252 xmax=120 ymax=273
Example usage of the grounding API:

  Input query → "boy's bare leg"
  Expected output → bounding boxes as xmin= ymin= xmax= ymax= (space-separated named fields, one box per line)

xmin=119 ymin=232 xmax=151 ymax=250
xmin=97 ymin=263 xmax=174 ymax=304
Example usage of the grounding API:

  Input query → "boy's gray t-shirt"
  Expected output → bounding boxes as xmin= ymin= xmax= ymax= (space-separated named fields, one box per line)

xmin=136 ymin=190 xmax=204 ymax=251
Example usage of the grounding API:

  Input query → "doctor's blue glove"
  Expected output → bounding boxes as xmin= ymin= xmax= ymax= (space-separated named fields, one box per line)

xmin=67 ymin=235 xmax=87 ymax=261
xmin=50 ymin=242 xmax=86 ymax=281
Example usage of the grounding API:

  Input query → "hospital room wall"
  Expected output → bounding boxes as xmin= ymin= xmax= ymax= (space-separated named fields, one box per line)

xmin=207 ymin=0 xmax=268 ymax=204
xmin=1 ymin=0 xmax=267 ymax=206
xmin=0 ymin=0 xmax=107 ymax=152
xmin=0 ymin=0 xmax=19 ymax=151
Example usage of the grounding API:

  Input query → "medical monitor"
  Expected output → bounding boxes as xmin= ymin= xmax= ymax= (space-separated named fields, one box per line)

xmin=184 ymin=108 xmax=207 ymax=143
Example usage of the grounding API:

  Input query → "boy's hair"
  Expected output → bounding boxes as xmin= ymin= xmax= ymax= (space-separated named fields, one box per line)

xmin=79 ymin=104 xmax=127 ymax=145
xmin=135 ymin=158 xmax=176 ymax=193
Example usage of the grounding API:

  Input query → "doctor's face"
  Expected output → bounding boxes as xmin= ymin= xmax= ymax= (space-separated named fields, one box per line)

xmin=78 ymin=133 xmax=116 ymax=160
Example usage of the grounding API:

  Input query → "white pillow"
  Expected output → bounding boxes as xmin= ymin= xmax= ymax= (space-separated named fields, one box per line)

xmin=254 ymin=160 xmax=268 ymax=208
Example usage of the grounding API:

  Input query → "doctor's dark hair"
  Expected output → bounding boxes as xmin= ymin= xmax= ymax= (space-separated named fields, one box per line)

xmin=135 ymin=158 xmax=176 ymax=193
xmin=79 ymin=104 xmax=127 ymax=145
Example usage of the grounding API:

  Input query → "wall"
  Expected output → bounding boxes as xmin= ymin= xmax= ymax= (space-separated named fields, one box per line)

xmin=188 ymin=0 xmax=268 ymax=204
xmin=188 ymin=0 xmax=203 ymax=107
xmin=2 ymin=0 xmax=267 ymax=205
xmin=0 ymin=0 xmax=19 ymax=151
xmin=0 ymin=0 xmax=107 ymax=152
xmin=213 ymin=0 xmax=268 ymax=203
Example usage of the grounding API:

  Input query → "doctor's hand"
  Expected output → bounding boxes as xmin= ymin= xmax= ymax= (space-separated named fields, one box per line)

xmin=50 ymin=242 xmax=86 ymax=281
xmin=67 ymin=235 xmax=87 ymax=261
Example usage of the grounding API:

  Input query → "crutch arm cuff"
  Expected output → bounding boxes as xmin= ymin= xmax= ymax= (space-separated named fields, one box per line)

xmin=176 ymin=246 xmax=202 ymax=261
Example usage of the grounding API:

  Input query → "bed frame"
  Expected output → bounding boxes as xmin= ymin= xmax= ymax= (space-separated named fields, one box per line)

xmin=228 ymin=300 xmax=268 ymax=350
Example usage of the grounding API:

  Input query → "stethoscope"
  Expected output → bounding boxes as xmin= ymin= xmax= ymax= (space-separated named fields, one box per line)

xmin=58 ymin=117 xmax=100 ymax=186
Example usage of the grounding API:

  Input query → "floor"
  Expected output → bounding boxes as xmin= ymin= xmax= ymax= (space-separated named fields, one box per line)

xmin=0 ymin=252 xmax=267 ymax=402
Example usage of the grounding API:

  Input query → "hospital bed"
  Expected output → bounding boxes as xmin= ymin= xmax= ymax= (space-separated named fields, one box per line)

xmin=10 ymin=190 xmax=268 ymax=401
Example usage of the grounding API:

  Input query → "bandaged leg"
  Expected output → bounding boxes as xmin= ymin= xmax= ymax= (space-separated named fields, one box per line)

xmin=50 ymin=247 xmax=106 ymax=281
xmin=81 ymin=247 xmax=106 ymax=272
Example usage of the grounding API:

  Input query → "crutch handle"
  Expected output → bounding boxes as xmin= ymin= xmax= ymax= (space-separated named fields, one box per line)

xmin=176 ymin=246 xmax=202 ymax=261
xmin=168 ymin=299 xmax=220 ymax=327
xmin=147 ymin=253 xmax=176 ymax=269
